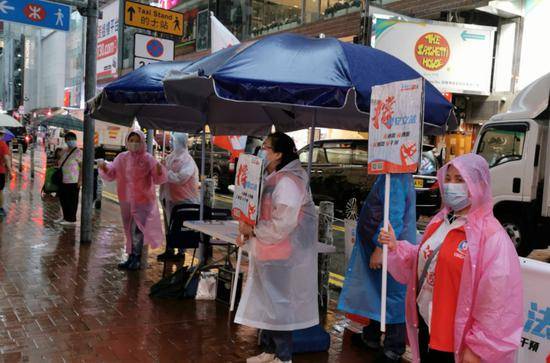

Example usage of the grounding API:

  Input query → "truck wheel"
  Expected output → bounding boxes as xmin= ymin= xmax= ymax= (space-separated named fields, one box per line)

xmin=501 ymin=216 xmax=531 ymax=257
xmin=345 ymin=197 xmax=359 ymax=221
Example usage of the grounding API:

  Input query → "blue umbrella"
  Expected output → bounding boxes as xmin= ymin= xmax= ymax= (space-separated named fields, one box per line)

xmin=2 ymin=129 xmax=15 ymax=142
xmin=163 ymin=33 xmax=457 ymax=135
xmin=88 ymin=60 xmax=205 ymax=133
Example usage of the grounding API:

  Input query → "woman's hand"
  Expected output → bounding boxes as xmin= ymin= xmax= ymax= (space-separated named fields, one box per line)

xmin=97 ymin=160 xmax=107 ymax=171
xmin=377 ymin=224 xmax=397 ymax=252
xmin=462 ymin=347 xmax=481 ymax=363
xmin=238 ymin=221 xmax=254 ymax=236
xmin=369 ymin=247 xmax=383 ymax=269
xmin=235 ymin=234 xmax=248 ymax=247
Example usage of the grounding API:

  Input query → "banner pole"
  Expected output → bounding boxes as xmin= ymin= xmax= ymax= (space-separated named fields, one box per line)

xmin=381 ymin=173 xmax=391 ymax=332
xmin=230 ymin=246 xmax=242 ymax=312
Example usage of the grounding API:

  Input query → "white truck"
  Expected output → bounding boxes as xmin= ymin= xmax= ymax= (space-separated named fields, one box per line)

xmin=474 ymin=72 xmax=550 ymax=256
xmin=94 ymin=120 xmax=130 ymax=160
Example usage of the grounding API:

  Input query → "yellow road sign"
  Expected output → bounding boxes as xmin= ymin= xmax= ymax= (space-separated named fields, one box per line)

xmin=124 ymin=0 xmax=184 ymax=37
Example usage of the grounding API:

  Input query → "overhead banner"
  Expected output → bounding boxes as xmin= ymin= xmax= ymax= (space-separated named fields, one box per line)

xmin=517 ymin=258 xmax=550 ymax=363
xmin=232 ymin=154 xmax=262 ymax=226
xmin=96 ymin=0 xmax=119 ymax=83
xmin=373 ymin=17 xmax=495 ymax=95
xmin=368 ymin=78 xmax=423 ymax=174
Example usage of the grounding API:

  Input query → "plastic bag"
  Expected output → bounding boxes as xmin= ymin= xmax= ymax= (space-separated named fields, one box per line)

xmin=195 ymin=271 xmax=218 ymax=300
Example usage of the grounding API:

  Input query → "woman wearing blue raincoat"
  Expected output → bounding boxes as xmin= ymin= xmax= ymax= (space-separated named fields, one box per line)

xmin=338 ymin=173 xmax=417 ymax=363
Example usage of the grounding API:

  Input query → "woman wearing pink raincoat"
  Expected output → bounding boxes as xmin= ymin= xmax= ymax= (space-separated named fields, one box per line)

xmin=98 ymin=130 xmax=167 ymax=270
xmin=379 ymin=153 xmax=523 ymax=363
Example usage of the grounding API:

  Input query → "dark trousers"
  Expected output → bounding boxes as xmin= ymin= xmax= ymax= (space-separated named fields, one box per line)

xmin=58 ymin=183 xmax=79 ymax=222
xmin=363 ymin=320 xmax=406 ymax=359
xmin=418 ymin=316 xmax=455 ymax=363
xmin=260 ymin=330 xmax=292 ymax=361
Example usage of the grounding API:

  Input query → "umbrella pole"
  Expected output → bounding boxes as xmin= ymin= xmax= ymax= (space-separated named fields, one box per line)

xmin=306 ymin=111 xmax=317 ymax=176
xmin=199 ymin=125 xmax=207 ymax=264
xmin=162 ymin=131 xmax=167 ymax=160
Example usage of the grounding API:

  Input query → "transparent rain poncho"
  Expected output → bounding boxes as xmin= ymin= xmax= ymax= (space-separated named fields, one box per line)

xmin=387 ymin=153 xmax=523 ymax=363
xmin=99 ymin=130 xmax=167 ymax=252
xmin=235 ymin=159 xmax=319 ymax=331
xmin=159 ymin=132 xmax=200 ymax=223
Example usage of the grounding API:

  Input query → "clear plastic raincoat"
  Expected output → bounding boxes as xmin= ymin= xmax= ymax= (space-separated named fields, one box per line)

xmin=159 ymin=132 xmax=200 ymax=223
xmin=99 ymin=130 xmax=167 ymax=253
xmin=338 ymin=173 xmax=417 ymax=323
xmin=235 ymin=159 xmax=319 ymax=331
xmin=387 ymin=153 xmax=523 ymax=363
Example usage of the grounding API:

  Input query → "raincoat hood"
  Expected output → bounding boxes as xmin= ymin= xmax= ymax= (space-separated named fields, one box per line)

xmin=127 ymin=129 xmax=147 ymax=154
xmin=437 ymin=153 xmax=493 ymax=219
xmin=172 ymin=132 xmax=189 ymax=154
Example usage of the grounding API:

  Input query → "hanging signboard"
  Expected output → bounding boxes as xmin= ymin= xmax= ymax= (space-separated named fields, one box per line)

xmin=232 ymin=154 xmax=263 ymax=226
xmin=97 ymin=0 xmax=120 ymax=83
xmin=124 ymin=0 xmax=184 ymax=37
xmin=133 ymin=33 xmax=174 ymax=70
xmin=0 ymin=0 xmax=70 ymax=32
xmin=368 ymin=78 xmax=424 ymax=174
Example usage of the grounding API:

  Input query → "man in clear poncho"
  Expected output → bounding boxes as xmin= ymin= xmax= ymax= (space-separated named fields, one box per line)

xmin=338 ymin=173 xmax=417 ymax=363
xmin=236 ymin=132 xmax=319 ymax=363
xmin=98 ymin=130 xmax=167 ymax=270
xmin=158 ymin=132 xmax=200 ymax=260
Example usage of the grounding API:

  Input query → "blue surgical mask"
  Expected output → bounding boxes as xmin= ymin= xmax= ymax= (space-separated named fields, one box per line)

xmin=66 ymin=140 xmax=77 ymax=148
xmin=258 ymin=149 xmax=269 ymax=167
xmin=443 ymin=183 xmax=471 ymax=211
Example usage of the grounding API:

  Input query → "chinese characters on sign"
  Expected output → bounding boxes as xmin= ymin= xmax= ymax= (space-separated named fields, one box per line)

xmin=232 ymin=154 xmax=263 ymax=226
xmin=124 ymin=0 xmax=184 ymax=37
xmin=96 ymin=1 xmax=119 ymax=83
xmin=367 ymin=78 xmax=424 ymax=175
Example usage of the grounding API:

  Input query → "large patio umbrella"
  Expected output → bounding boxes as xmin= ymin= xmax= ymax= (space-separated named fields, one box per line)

xmin=38 ymin=114 xmax=84 ymax=131
xmin=163 ymin=33 xmax=457 ymax=136
xmin=87 ymin=60 xmax=205 ymax=133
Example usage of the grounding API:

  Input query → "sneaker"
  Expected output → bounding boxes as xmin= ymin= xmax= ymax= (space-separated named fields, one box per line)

xmin=268 ymin=358 xmax=291 ymax=363
xmin=59 ymin=220 xmax=76 ymax=226
xmin=117 ymin=256 xmax=133 ymax=270
xmin=127 ymin=255 xmax=141 ymax=270
xmin=351 ymin=332 xmax=380 ymax=351
xmin=247 ymin=353 xmax=275 ymax=363
xmin=156 ymin=250 xmax=180 ymax=261
xmin=53 ymin=217 xmax=64 ymax=223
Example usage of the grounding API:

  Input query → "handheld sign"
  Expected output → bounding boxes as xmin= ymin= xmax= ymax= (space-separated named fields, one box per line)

xmin=230 ymin=153 xmax=263 ymax=312
xmin=368 ymin=78 xmax=424 ymax=332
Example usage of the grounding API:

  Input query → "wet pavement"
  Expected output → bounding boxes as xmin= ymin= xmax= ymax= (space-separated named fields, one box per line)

xmin=0 ymin=151 xmax=391 ymax=362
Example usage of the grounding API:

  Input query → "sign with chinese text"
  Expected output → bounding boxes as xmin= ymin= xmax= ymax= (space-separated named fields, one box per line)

xmin=97 ymin=0 xmax=119 ymax=83
xmin=517 ymin=258 xmax=550 ymax=363
xmin=0 ymin=0 xmax=70 ymax=32
xmin=124 ymin=0 xmax=184 ymax=37
xmin=232 ymin=154 xmax=263 ymax=226
xmin=373 ymin=17 xmax=495 ymax=95
xmin=368 ymin=78 xmax=423 ymax=174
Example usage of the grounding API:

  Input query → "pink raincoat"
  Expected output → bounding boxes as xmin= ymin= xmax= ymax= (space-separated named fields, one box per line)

xmin=387 ymin=153 xmax=523 ymax=363
xmin=99 ymin=130 xmax=167 ymax=253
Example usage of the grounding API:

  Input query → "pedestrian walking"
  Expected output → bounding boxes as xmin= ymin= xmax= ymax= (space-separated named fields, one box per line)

xmin=158 ymin=132 xmax=200 ymax=261
xmin=236 ymin=132 xmax=318 ymax=363
xmin=338 ymin=173 xmax=417 ymax=363
xmin=55 ymin=132 xmax=82 ymax=226
xmin=98 ymin=130 xmax=167 ymax=270
xmin=0 ymin=128 xmax=12 ymax=217
xmin=378 ymin=153 xmax=523 ymax=363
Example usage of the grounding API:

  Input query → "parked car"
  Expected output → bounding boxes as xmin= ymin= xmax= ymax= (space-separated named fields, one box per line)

xmin=297 ymin=139 xmax=441 ymax=220
xmin=189 ymin=135 xmax=264 ymax=192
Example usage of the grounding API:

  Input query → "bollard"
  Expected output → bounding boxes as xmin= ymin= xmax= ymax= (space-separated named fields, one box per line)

xmin=318 ymin=201 xmax=334 ymax=315
xmin=30 ymin=140 xmax=35 ymax=179
xmin=18 ymin=143 xmax=23 ymax=172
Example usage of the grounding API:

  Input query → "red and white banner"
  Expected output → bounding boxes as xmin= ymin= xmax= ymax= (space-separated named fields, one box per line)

xmin=96 ymin=0 xmax=119 ymax=83
xmin=213 ymin=135 xmax=247 ymax=159
xmin=232 ymin=154 xmax=262 ymax=226
xmin=517 ymin=258 xmax=550 ymax=363
xmin=367 ymin=78 xmax=424 ymax=174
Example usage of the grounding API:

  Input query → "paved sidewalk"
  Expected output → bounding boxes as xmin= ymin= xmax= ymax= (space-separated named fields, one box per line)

xmin=0 ymin=156 xmax=390 ymax=363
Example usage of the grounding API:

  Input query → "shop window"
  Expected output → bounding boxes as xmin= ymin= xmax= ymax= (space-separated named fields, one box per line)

xmin=250 ymin=0 xmax=302 ymax=38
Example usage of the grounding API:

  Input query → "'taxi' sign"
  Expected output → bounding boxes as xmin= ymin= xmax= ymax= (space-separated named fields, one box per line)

xmin=0 ymin=0 xmax=70 ymax=32
xmin=124 ymin=0 xmax=184 ymax=37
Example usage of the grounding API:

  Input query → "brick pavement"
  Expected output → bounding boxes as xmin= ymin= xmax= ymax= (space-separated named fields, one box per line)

xmin=0 ymin=154 xmax=388 ymax=363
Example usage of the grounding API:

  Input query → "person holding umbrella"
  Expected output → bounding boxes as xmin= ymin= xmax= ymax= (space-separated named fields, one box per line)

xmin=98 ymin=130 xmax=167 ymax=270
xmin=236 ymin=132 xmax=319 ymax=363
xmin=0 ymin=128 xmax=12 ymax=217
xmin=378 ymin=154 xmax=523 ymax=363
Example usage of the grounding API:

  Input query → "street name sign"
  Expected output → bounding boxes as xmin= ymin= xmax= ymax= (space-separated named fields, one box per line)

xmin=124 ymin=0 xmax=183 ymax=37
xmin=0 ymin=0 xmax=70 ymax=32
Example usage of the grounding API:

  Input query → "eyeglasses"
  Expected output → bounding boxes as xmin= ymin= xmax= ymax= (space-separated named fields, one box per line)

xmin=262 ymin=144 xmax=273 ymax=150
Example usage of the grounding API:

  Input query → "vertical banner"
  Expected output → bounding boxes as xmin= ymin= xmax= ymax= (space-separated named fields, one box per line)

xmin=231 ymin=154 xmax=263 ymax=226
xmin=368 ymin=78 xmax=424 ymax=174
xmin=517 ymin=258 xmax=550 ymax=363
xmin=368 ymin=77 xmax=424 ymax=332
xmin=97 ymin=0 xmax=120 ymax=84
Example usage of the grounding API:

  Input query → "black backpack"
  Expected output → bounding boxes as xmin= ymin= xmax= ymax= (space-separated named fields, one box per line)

xmin=149 ymin=266 xmax=199 ymax=299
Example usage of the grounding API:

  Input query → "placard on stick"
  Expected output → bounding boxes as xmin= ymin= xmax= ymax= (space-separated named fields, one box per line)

xmin=231 ymin=154 xmax=263 ymax=226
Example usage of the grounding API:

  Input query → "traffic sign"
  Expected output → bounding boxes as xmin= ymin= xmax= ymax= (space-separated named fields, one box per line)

xmin=124 ymin=0 xmax=184 ymax=37
xmin=134 ymin=33 xmax=174 ymax=61
xmin=0 ymin=0 xmax=70 ymax=32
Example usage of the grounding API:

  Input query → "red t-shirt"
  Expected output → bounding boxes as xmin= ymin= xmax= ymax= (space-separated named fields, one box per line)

xmin=0 ymin=141 xmax=9 ymax=174
xmin=428 ymin=226 xmax=468 ymax=352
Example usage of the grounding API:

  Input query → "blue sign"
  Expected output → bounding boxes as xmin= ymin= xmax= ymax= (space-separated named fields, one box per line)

xmin=0 ymin=0 xmax=70 ymax=32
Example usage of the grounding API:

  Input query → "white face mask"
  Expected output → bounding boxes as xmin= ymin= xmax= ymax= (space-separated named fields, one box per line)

xmin=443 ymin=182 xmax=471 ymax=212
xmin=127 ymin=142 xmax=141 ymax=153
